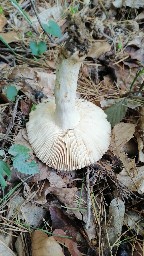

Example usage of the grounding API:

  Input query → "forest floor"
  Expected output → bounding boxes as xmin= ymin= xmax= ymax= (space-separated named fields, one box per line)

xmin=0 ymin=0 xmax=144 ymax=255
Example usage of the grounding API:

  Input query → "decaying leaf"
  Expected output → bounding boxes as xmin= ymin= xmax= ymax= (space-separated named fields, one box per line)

xmin=125 ymin=36 xmax=144 ymax=65
xmin=125 ymin=211 xmax=144 ymax=236
xmin=31 ymin=6 xmax=62 ymax=30
xmin=0 ymin=14 xmax=7 ymax=32
xmin=7 ymin=194 xmax=46 ymax=227
xmin=113 ymin=0 xmax=144 ymax=8
xmin=31 ymin=230 xmax=64 ymax=256
xmin=110 ymin=122 xmax=144 ymax=193
xmin=107 ymin=198 xmax=125 ymax=245
xmin=111 ymin=122 xmax=137 ymax=173
xmin=0 ymin=32 xmax=20 ymax=43
xmin=53 ymin=229 xmax=83 ymax=256
xmin=9 ymin=66 xmax=56 ymax=99
xmin=88 ymin=41 xmax=111 ymax=58
xmin=21 ymin=202 xmax=46 ymax=227
xmin=15 ymin=234 xmax=26 ymax=256
xmin=49 ymin=207 xmax=81 ymax=241
xmin=0 ymin=239 xmax=16 ymax=256
xmin=117 ymin=166 xmax=144 ymax=194
xmin=136 ymin=107 xmax=144 ymax=162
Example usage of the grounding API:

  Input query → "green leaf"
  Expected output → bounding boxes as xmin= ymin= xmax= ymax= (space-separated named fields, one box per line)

xmin=38 ymin=41 xmax=47 ymax=55
xmin=105 ymin=99 xmax=128 ymax=127
xmin=69 ymin=5 xmax=79 ymax=14
xmin=0 ymin=35 xmax=16 ymax=55
xmin=8 ymin=144 xmax=39 ymax=175
xmin=42 ymin=20 xmax=62 ymax=38
xmin=13 ymin=155 xmax=39 ymax=175
xmin=30 ymin=41 xmax=47 ymax=56
xmin=8 ymin=144 xmax=30 ymax=157
xmin=4 ymin=85 xmax=18 ymax=101
xmin=0 ymin=6 xmax=3 ymax=14
xmin=31 ymin=104 xmax=37 ymax=111
xmin=30 ymin=41 xmax=39 ymax=56
xmin=0 ymin=160 xmax=11 ymax=188
xmin=26 ymin=31 xmax=33 ymax=37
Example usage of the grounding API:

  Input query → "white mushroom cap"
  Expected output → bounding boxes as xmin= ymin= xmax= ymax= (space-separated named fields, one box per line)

xmin=26 ymin=98 xmax=111 ymax=171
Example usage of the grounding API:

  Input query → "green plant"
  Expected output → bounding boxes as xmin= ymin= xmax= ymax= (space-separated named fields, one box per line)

xmin=0 ymin=6 xmax=3 ymax=14
xmin=42 ymin=20 xmax=62 ymax=38
xmin=26 ymin=31 xmax=33 ymax=37
xmin=8 ymin=144 xmax=39 ymax=175
xmin=30 ymin=41 xmax=47 ymax=56
xmin=105 ymin=68 xmax=144 ymax=127
xmin=69 ymin=5 xmax=79 ymax=14
xmin=0 ymin=35 xmax=16 ymax=55
xmin=3 ymin=85 xmax=18 ymax=102
xmin=0 ymin=144 xmax=39 ymax=189
xmin=10 ymin=0 xmax=33 ymax=27
xmin=0 ymin=160 xmax=11 ymax=189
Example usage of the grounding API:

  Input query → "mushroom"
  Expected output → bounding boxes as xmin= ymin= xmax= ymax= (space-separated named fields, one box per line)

xmin=26 ymin=49 xmax=111 ymax=171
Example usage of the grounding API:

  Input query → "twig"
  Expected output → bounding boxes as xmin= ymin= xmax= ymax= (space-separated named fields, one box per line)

xmin=85 ymin=168 xmax=91 ymax=230
xmin=29 ymin=0 xmax=55 ymax=43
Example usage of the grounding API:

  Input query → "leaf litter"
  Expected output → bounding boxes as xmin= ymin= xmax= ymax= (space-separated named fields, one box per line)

xmin=0 ymin=0 xmax=144 ymax=255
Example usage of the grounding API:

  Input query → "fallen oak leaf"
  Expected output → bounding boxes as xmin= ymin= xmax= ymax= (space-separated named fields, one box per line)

xmin=31 ymin=230 xmax=64 ymax=256
xmin=53 ymin=229 xmax=82 ymax=256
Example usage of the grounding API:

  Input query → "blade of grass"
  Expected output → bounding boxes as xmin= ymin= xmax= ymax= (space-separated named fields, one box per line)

xmin=0 ymin=36 xmax=16 ymax=55
xmin=130 ymin=68 xmax=144 ymax=92
xmin=10 ymin=0 xmax=38 ymax=34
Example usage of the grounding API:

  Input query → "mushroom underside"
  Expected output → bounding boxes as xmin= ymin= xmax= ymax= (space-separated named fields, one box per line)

xmin=26 ymin=99 xmax=111 ymax=171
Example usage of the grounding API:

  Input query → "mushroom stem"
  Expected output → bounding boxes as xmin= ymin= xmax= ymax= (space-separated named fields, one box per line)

xmin=54 ymin=54 xmax=83 ymax=129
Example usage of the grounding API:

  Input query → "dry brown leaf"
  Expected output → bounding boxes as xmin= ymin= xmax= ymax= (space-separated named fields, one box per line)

xmin=110 ymin=64 xmax=139 ymax=91
xmin=0 ymin=239 xmax=16 ymax=256
xmin=88 ymin=41 xmax=111 ymax=58
xmin=21 ymin=202 xmax=46 ymax=227
xmin=31 ymin=230 xmax=64 ymax=256
xmin=125 ymin=36 xmax=144 ymax=65
xmin=53 ymin=229 xmax=82 ymax=256
xmin=50 ymin=187 xmax=77 ymax=206
xmin=31 ymin=6 xmax=62 ymax=30
xmin=137 ymin=107 xmax=144 ymax=162
xmin=9 ymin=66 xmax=55 ymax=99
xmin=35 ymin=71 xmax=55 ymax=97
xmin=117 ymin=166 xmax=144 ymax=194
xmin=111 ymin=122 xmax=137 ymax=175
xmin=0 ymin=14 xmax=7 ymax=32
xmin=50 ymin=207 xmax=80 ymax=241
xmin=0 ymin=31 xmax=20 ymax=43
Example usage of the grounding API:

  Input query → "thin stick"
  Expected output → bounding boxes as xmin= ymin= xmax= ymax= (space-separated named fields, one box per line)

xmin=85 ymin=168 xmax=91 ymax=230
